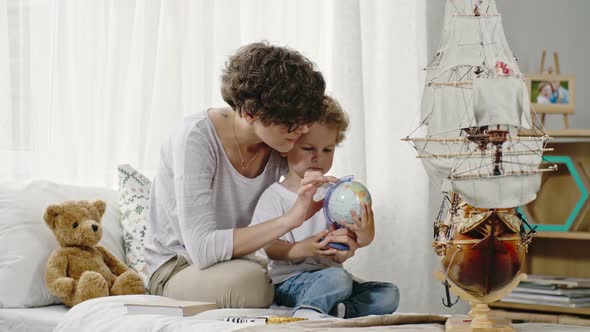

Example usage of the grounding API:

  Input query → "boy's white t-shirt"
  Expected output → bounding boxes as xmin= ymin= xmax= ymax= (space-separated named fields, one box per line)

xmin=251 ymin=182 xmax=341 ymax=284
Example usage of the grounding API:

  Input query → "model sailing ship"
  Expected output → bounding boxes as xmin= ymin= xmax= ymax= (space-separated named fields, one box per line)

xmin=404 ymin=0 xmax=556 ymax=330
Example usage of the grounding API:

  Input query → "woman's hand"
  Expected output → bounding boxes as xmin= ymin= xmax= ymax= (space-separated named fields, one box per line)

xmin=339 ymin=202 xmax=375 ymax=247
xmin=287 ymin=170 xmax=337 ymax=229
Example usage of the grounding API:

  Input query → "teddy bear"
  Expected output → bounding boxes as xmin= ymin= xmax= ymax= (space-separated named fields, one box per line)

xmin=44 ymin=200 xmax=145 ymax=307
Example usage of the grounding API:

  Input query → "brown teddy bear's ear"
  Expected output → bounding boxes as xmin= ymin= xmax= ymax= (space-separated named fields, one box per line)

xmin=93 ymin=200 xmax=107 ymax=218
xmin=44 ymin=205 xmax=63 ymax=230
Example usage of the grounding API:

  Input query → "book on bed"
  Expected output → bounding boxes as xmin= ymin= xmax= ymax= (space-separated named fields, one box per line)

xmin=124 ymin=300 xmax=218 ymax=317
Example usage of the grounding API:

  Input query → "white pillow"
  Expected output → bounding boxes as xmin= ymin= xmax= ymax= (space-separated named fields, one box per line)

xmin=0 ymin=180 xmax=124 ymax=308
xmin=118 ymin=165 xmax=151 ymax=286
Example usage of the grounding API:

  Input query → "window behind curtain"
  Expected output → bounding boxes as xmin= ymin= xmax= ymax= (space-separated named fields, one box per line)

xmin=3 ymin=0 xmax=31 ymax=151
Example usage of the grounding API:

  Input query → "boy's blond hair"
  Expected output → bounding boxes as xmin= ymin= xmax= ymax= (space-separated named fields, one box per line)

xmin=320 ymin=96 xmax=349 ymax=145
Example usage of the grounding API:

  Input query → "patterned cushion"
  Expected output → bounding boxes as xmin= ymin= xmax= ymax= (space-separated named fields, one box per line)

xmin=118 ymin=164 xmax=151 ymax=285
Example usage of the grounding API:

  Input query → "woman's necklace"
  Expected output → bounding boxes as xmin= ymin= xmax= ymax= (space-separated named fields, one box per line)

xmin=232 ymin=112 xmax=258 ymax=170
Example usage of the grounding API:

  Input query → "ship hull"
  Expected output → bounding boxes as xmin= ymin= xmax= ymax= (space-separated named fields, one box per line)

xmin=440 ymin=213 xmax=526 ymax=298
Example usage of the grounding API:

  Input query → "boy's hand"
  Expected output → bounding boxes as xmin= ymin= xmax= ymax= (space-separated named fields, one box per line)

xmin=339 ymin=202 xmax=375 ymax=247
xmin=301 ymin=229 xmax=340 ymax=258
xmin=287 ymin=170 xmax=337 ymax=228
xmin=326 ymin=225 xmax=357 ymax=241
xmin=323 ymin=231 xmax=359 ymax=263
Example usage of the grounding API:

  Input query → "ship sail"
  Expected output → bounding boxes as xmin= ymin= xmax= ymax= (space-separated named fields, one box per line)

xmin=472 ymin=78 xmax=531 ymax=128
xmin=448 ymin=138 xmax=547 ymax=208
xmin=437 ymin=16 xmax=515 ymax=73
xmin=409 ymin=135 xmax=550 ymax=208
xmin=422 ymin=78 xmax=531 ymax=136
xmin=407 ymin=0 xmax=551 ymax=209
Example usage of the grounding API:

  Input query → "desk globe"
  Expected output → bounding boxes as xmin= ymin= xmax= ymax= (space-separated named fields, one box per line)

xmin=323 ymin=175 xmax=372 ymax=226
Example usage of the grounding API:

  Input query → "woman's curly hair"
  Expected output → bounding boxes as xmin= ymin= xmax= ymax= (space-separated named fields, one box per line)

xmin=320 ymin=95 xmax=349 ymax=145
xmin=221 ymin=42 xmax=326 ymax=126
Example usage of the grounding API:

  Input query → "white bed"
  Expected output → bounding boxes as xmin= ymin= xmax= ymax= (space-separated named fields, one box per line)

xmin=55 ymin=295 xmax=294 ymax=332
xmin=3 ymin=297 xmax=589 ymax=332
xmin=45 ymin=295 xmax=454 ymax=332
xmin=0 ymin=293 xmax=449 ymax=332
xmin=0 ymin=305 xmax=69 ymax=332
xmin=0 ymin=295 xmax=294 ymax=332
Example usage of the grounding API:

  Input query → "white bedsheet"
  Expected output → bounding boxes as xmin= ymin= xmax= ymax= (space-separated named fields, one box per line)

xmin=0 ymin=304 xmax=69 ymax=332
xmin=54 ymin=295 xmax=293 ymax=332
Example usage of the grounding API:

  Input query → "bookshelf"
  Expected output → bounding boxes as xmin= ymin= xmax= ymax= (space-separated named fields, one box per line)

xmin=489 ymin=130 xmax=590 ymax=323
xmin=535 ymin=232 xmax=590 ymax=240
xmin=491 ymin=301 xmax=590 ymax=317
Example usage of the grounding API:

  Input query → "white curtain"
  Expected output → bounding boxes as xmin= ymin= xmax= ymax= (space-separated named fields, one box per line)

xmin=1 ymin=0 xmax=465 ymax=314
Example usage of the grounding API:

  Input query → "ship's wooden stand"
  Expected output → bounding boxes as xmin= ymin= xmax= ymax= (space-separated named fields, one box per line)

xmin=435 ymin=270 xmax=527 ymax=331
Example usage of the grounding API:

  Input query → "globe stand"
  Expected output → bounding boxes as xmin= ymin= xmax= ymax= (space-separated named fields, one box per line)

xmin=434 ymin=270 xmax=527 ymax=332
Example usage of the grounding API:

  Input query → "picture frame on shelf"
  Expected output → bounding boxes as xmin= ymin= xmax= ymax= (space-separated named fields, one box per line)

xmin=526 ymin=74 xmax=576 ymax=115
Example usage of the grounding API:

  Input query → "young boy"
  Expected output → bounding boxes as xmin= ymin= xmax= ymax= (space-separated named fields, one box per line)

xmin=250 ymin=96 xmax=399 ymax=319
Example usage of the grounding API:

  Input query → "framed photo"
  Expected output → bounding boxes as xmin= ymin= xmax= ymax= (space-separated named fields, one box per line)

xmin=526 ymin=74 xmax=576 ymax=114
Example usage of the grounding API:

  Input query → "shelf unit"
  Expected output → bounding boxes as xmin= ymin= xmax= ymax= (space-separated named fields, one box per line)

xmin=535 ymin=231 xmax=590 ymax=240
xmin=491 ymin=301 xmax=590 ymax=317
xmin=516 ymin=129 xmax=590 ymax=232
xmin=489 ymin=129 xmax=590 ymax=321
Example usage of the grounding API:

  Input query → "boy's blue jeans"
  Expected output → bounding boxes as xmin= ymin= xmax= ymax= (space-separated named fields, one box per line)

xmin=274 ymin=267 xmax=399 ymax=318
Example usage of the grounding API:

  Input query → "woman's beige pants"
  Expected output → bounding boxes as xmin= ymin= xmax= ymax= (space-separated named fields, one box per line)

xmin=148 ymin=255 xmax=274 ymax=308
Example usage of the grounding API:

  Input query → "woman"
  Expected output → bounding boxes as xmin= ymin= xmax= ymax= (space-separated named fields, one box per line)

xmin=144 ymin=42 xmax=359 ymax=307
